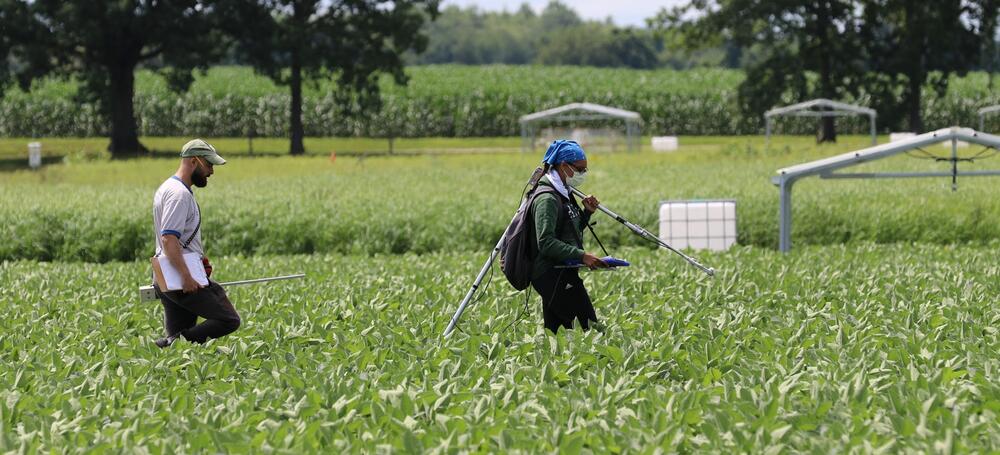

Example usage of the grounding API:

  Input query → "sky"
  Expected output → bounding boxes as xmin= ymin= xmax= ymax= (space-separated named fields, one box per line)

xmin=441 ymin=0 xmax=689 ymax=28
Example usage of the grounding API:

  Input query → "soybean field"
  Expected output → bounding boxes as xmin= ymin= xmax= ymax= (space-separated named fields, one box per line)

xmin=2 ymin=136 xmax=1000 ymax=451
xmin=2 ymin=245 xmax=999 ymax=452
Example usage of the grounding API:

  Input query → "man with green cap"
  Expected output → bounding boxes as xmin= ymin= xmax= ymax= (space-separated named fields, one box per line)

xmin=151 ymin=139 xmax=239 ymax=348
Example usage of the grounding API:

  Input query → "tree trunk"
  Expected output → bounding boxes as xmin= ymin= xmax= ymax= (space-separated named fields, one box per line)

xmin=289 ymin=51 xmax=305 ymax=155
xmin=815 ymin=1 xmax=836 ymax=143
xmin=108 ymin=63 xmax=146 ymax=158
xmin=818 ymin=116 xmax=837 ymax=143
xmin=906 ymin=73 xmax=924 ymax=132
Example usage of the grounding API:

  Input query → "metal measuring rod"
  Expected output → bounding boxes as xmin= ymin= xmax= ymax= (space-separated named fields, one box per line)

xmin=138 ymin=274 xmax=306 ymax=302
xmin=568 ymin=186 xmax=715 ymax=276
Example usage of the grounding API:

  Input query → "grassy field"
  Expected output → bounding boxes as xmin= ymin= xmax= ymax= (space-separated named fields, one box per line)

xmin=1 ymin=244 xmax=998 ymax=451
xmin=0 ymin=136 xmax=524 ymax=160
xmin=3 ymin=135 xmax=1000 ymax=261
xmin=2 ymin=134 xmax=1000 ymax=451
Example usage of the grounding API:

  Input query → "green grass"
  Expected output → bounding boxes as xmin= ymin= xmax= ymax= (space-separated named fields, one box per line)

xmin=4 ymin=134 xmax=1000 ymax=262
xmin=1 ymin=244 xmax=998 ymax=451
xmin=0 ymin=136 xmax=523 ymax=160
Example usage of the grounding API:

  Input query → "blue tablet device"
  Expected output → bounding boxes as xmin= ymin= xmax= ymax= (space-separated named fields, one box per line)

xmin=560 ymin=256 xmax=630 ymax=268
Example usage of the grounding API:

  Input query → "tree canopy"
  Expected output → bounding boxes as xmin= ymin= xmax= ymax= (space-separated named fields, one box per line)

xmin=4 ymin=0 xmax=223 ymax=157
xmin=217 ymin=0 xmax=439 ymax=154
xmin=411 ymin=2 xmax=675 ymax=69
xmin=659 ymin=0 xmax=999 ymax=136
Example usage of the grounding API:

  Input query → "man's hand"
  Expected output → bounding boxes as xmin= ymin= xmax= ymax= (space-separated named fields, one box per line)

xmin=581 ymin=252 xmax=608 ymax=269
xmin=181 ymin=274 xmax=203 ymax=294
xmin=582 ymin=195 xmax=600 ymax=213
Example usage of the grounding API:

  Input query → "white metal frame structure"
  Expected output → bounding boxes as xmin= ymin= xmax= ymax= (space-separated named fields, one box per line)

xmin=978 ymin=105 xmax=1000 ymax=131
xmin=519 ymin=102 xmax=642 ymax=152
xmin=771 ymin=127 xmax=1000 ymax=252
xmin=765 ymin=98 xmax=877 ymax=146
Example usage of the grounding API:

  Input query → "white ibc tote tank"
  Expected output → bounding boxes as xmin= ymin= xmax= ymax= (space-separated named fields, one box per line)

xmin=658 ymin=200 xmax=737 ymax=251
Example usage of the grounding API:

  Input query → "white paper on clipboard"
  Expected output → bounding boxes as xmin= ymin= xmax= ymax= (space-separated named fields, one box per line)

xmin=157 ymin=252 xmax=209 ymax=290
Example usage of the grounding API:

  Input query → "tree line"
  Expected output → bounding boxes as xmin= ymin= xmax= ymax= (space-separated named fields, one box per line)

xmin=656 ymin=0 xmax=1000 ymax=140
xmin=0 ymin=0 xmax=438 ymax=157
xmin=408 ymin=3 xmax=668 ymax=69
xmin=417 ymin=1 xmax=999 ymax=139
xmin=0 ymin=1 xmax=998 ymax=157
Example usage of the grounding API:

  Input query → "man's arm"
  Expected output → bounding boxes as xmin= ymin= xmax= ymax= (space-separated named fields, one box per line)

xmin=161 ymin=234 xmax=202 ymax=293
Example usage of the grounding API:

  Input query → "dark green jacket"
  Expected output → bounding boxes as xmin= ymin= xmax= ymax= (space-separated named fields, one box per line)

xmin=531 ymin=176 xmax=591 ymax=279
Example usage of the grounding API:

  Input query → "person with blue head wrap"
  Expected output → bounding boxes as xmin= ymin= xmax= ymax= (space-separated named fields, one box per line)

xmin=527 ymin=139 xmax=607 ymax=334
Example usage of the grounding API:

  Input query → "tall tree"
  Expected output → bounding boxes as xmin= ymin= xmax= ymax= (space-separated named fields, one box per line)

xmin=0 ymin=1 xmax=17 ymax=91
xmin=539 ymin=1 xmax=582 ymax=29
xmin=658 ymin=1 xmax=865 ymax=142
xmin=8 ymin=0 xmax=222 ymax=157
xmin=218 ymin=0 xmax=439 ymax=155
xmin=535 ymin=25 xmax=659 ymax=69
xmin=860 ymin=0 xmax=998 ymax=132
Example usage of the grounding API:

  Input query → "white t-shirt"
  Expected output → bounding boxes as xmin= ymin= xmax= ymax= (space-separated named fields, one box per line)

xmin=152 ymin=176 xmax=203 ymax=257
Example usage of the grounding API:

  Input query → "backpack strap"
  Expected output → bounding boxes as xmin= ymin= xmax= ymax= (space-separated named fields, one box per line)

xmin=530 ymin=184 xmax=582 ymax=249
xmin=152 ymin=201 xmax=201 ymax=258
xmin=182 ymin=202 xmax=201 ymax=250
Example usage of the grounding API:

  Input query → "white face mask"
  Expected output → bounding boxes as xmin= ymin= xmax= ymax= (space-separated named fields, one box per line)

xmin=565 ymin=169 xmax=587 ymax=188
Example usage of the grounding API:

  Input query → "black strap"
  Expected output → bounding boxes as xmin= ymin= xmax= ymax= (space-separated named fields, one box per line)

xmin=586 ymin=221 xmax=609 ymax=256
xmin=561 ymin=191 xmax=610 ymax=256
xmin=182 ymin=202 xmax=201 ymax=250
xmin=155 ymin=202 xmax=201 ymax=256
xmin=530 ymin=183 xmax=592 ymax=251
xmin=564 ymin=195 xmax=584 ymax=249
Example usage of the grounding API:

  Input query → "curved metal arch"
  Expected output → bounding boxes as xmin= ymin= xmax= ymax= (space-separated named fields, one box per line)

xmin=771 ymin=127 xmax=1000 ymax=252
xmin=765 ymin=98 xmax=878 ymax=146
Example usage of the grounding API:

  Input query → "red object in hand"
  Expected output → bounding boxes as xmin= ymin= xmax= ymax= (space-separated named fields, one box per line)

xmin=202 ymin=256 xmax=213 ymax=278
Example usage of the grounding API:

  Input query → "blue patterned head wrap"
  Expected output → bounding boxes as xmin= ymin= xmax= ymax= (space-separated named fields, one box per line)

xmin=542 ymin=140 xmax=586 ymax=165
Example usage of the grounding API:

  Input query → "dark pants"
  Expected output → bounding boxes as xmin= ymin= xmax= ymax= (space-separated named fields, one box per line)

xmin=531 ymin=268 xmax=597 ymax=334
xmin=155 ymin=282 xmax=241 ymax=343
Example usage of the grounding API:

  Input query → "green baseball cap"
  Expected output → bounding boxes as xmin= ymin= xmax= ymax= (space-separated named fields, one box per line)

xmin=180 ymin=139 xmax=226 ymax=165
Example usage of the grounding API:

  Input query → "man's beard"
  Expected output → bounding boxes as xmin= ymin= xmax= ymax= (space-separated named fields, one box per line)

xmin=192 ymin=168 xmax=208 ymax=188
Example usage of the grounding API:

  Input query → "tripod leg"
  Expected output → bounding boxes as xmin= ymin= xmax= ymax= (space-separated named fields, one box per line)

xmin=443 ymin=239 xmax=503 ymax=338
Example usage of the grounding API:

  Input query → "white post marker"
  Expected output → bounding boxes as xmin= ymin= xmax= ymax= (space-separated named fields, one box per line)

xmin=28 ymin=142 xmax=41 ymax=169
xmin=138 ymin=273 xmax=306 ymax=302
xmin=651 ymin=136 xmax=678 ymax=152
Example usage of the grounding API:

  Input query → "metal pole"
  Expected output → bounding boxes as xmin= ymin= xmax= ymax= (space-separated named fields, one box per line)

xmin=980 ymin=113 xmax=985 ymax=132
xmin=568 ymin=186 xmax=715 ymax=276
xmin=765 ymin=117 xmax=772 ymax=148
xmin=139 ymin=273 xmax=306 ymax=302
xmin=214 ymin=274 xmax=306 ymax=287
xmin=521 ymin=122 xmax=528 ymax=153
xmin=778 ymin=178 xmax=793 ymax=253
xmin=951 ymin=137 xmax=958 ymax=192
xmin=442 ymin=236 xmax=504 ymax=338
xmin=870 ymin=114 xmax=877 ymax=146
xmin=443 ymin=167 xmax=546 ymax=338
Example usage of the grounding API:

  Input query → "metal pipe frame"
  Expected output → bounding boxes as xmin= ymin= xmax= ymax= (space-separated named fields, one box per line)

xmin=771 ymin=127 xmax=1000 ymax=253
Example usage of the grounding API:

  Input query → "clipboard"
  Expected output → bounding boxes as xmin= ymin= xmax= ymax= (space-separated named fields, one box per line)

xmin=151 ymin=252 xmax=209 ymax=291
